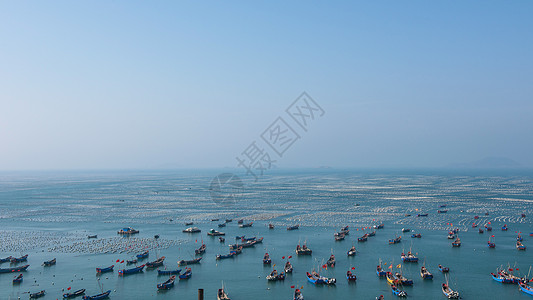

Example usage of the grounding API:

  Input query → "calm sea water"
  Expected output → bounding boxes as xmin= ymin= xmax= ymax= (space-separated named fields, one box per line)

xmin=1 ymin=169 xmax=533 ymax=299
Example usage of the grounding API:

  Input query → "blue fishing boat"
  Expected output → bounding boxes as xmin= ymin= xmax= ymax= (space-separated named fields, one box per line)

xmin=294 ymin=289 xmax=304 ymax=300
xmin=12 ymin=274 xmax=23 ymax=284
xmin=401 ymin=252 xmax=418 ymax=262
xmin=178 ymin=257 xmax=202 ymax=266
xmin=411 ymin=233 xmax=422 ymax=238
xmin=266 ymin=269 xmax=285 ymax=281
xmin=96 ymin=265 xmax=114 ymax=273
xmin=391 ymin=285 xmax=407 ymax=297
xmin=490 ymin=272 xmax=520 ymax=283
xmin=287 ymin=225 xmax=299 ymax=230
xmin=30 ymin=290 xmax=46 ymax=298
xmin=517 ymin=241 xmax=527 ymax=250
xmin=43 ymin=258 xmax=56 ymax=266
xmin=389 ymin=236 xmax=402 ymax=244
xmin=442 ymin=283 xmax=459 ymax=299
xmin=117 ymin=227 xmax=139 ymax=235
xmin=367 ymin=231 xmax=376 ymax=237
xmin=146 ymin=256 xmax=165 ymax=268
xmin=0 ymin=256 xmax=13 ymax=263
xmin=358 ymin=234 xmax=368 ymax=242
xmin=306 ymin=271 xmax=335 ymax=285
xmin=452 ymin=237 xmax=461 ymax=247
xmin=82 ymin=290 xmax=110 ymax=300
xmin=158 ymin=269 xmax=181 ymax=275
xmin=347 ymin=270 xmax=357 ymax=281
xmin=395 ymin=273 xmax=413 ymax=285
xmin=519 ymin=282 xmax=533 ymax=296
xmin=63 ymin=289 xmax=86 ymax=298
xmin=126 ymin=259 xmax=137 ymax=265
xmin=376 ymin=264 xmax=387 ymax=277
xmin=179 ymin=268 xmax=192 ymax=279
xmin=488 ymin=236 xmax=496 ymax=248
xmin=239 ymin=222 xmax=253 ymax=228
xmin=157 ymin=275 xmax=176 ymax=290
xmin=136 ymin=251 xmax=149 ymax=259
xmin=118 ymin=264 xmax=145 ymax=276
xmin=263 ymin=253 xmax=272 ymax=264
xmin=438 ymin=264 xmax=449 ymax=273
xmin=218 ymin=223 xmax=226 ymax=228
xmin=420 ymin=266 xmax=433 ymax=279
xmin=216 ymin=253 xmax=235 ymax=260
xmin=502 ymin=224 xmax=508 ymax=231
xmin=0 ymin=264 xmax=29 ymax=273
xmin=10 ymin=254 xmax=28 ymax=263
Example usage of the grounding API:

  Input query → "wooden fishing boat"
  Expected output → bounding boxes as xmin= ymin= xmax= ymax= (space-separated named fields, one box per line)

xmin=241 ymin=236 xmax=256 ymax=242
xmin=179 ymin=268 xmax=192 ymax=279
xmin=266 ymin=269 xmax=285 ymax=281
xmin=96 ymin=265 xmax=114 ymax=273
xmin=401 ymin=228 xmax=410 ymax=232
xmin=225 ymin=219 xmax=232 ymax=223
xmin=0 ymin=256 xmax=13 ymax=263
xmin=335 ymin=233 xmax=345 ymax=241
xmin=340 ymin=225 xmax=350 ymax=234
xmin=10 ymin=254 xmax=28 ymax=263
xmin=239 ymin=222 xmax=253 ymax=228
xmin=87 ymin=235 xmax=97 ymax=239
xmin=358 ymin=234 xmax=368 ymax=242
xmin=12 ymin=273 xmax=23 ymax=284
xmin=519 ymin=282 xmax=533 ymax=296
xmin=386 ymin=272 xmax=399 ymax=285
xmin=401 ymin=251 xmax=418 ymax=262
xmin=447 ymin=233 xmax=455 ymax=239
xmin=158 ymin=269 xmax=181 ymax=275
xmin=502 ymin=224 xmax=508 ymax=231
xmin=376 ymin=295 xmax=384 ymax=300
xmin=391 ymin=285 xmax=407 ymax=297
xmin=287 ymin=225 xmax=299 ymax=230
xmin=488 ymin=235 xmax=496 ymax=248
xmin=438 ymin=264 xmax=449 ymax=272
xmin=63 ymin=288 xmax=86 ymax=298
xmin=517 ymin=241 xmax=527 ymax=250
xmin=417 ymin=213 xmax=428 ymax=217
xmin=136 ymin=251 xmax=149 ymax=259
xmin=157 ymin=275 xmax=176 ymax=290
xmin=30 ymin=290 xmax=46 ymax=298
xmin=306 ymin=271 xmax=336 ymax=285
xmin=263 ymin=253 xmax=272 ymax=264
xmin=420 ymin=266 xmax=433 ymax=279
xmin=117 ymin=227 xmax=139 ymax=235
xmin=326 ymin=255 xmax=336 ymax=267
xmin=374 ymin=223 xmax=385 ymax=229
xmin=294 ymin=288 xmax=304 ymax=300
xmin=490 ymin=272 xmax=520 ymax=284
xmin=411 ymin=233 xmax=422 ymax=238
xmin=517 ymin=234 xmax=523 ymax=241
xmin=442 ymin=283 xmax=460 ymax=299
xmin=376 ymin=265 xmax=387 ymax=277
xmin=82 ymin=290 xmax=111 ymax=300
xmin=218 ymin=223 xmax=226 ymax=228
xmin=296 ymin=242 xmax=312 ymax=255
xmin=269 ymin=223 xmax=274 ymax=229
xmin=183 ymin=227 xmax=201 ymax=233
xmin=178 ymin=257 xmax=202 ymax=266
xmin=216 ymin=252 xmax=235 ymax=260
xmin=237 ymin=219 xmax=244 ymax=224
xmin=118 ymin=264 xmax=145 ymax=275
xmin=367 ymin=231 xmax=375 ymax=237
xmin=486 ymin=226 xmax=492 ymax=231
xmin=185 ymin=221 xmax=194 ymax=226
xmin=346 ymin=270 xmax=357 ymax=281
xmin=284 ymin=261 xmax=293 ymax=273
xmin=218 ymin=288 xmax=231 ymax=300
xmin=389 ymin=236 xmax=402 ymax=244
xmin=0 ymin=264 xmax=29 ymax=273
xmin=395 ymin=273 xmax=413 ymax=285
xmin=126 ymin=259 xmax=137 ymax=265
xmin=195 ymin=243 xmax=206 ymax=255
xmin=43 ymin=258 xmax=56 ymax=266
xmin=146 ymin=256 xmax=165 ymax=268
xmin=451 ymin=237 xmax=461 ymax=247
xmin=347 ymin=246 xmax=356 ymax=256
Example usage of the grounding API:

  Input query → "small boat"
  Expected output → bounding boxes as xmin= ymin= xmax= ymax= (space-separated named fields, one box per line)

xmin=12 ymin=273 xmax=23 ymax=284
xmin=294 ymin=289 xmax=304 ymax=300
xmin=358 ymin=234 xmax=368 ymax=242
xmin=126 ymin=259 xmax=137 ymax=265
xmin=235 ymin=235 xmax=245 ymax=240
xmin=517 ymin=241 xmax=527 ymax=250
xmin=208 ymin=229 xmax=225 ymax=236
xmin=479 ymin=228 xmax=484 ymax=234
xmin=29 ymin=290 xmax=46 ymax=298
xmin=347 ymin=270 xmax=357 ymax=281
xmin=519 ymin=282 xmax=533 ymax=296
xmin=517 ymin=234 xmax=523 ymax=241
xmin=401 ymin=251 xmax=418 ymax=263
xmin=438 ymin=210 xmax=448 ymax=213
xmin=401 ymin=228 xmax=411 ymax=232
xmin=284 ymin=261 xmax=293 ymax=273
xmin=157 ymin=275 xmax=176 ymax=290
xmin=440 ymin=204 xmax=447 ymax=207
xmin=486 ymin=226 xmax=492 ymax=231
xmin=411 ymin=233 xmax=422 ymax=238
xmin=420 ymin=266 xmax=433 ymax=279
xmin=389 ymin=236 xmax=402 ymax=244
xmin=438 ymin=264 xmax=449 ymax=273
xmin=347 ymin=246 xmax=357 ymax=256
xmin=447 ymin=233 xmax=455 ymax=239
xmin=195 ymin=243 xmax=207 ymax=255
xmin=146 ymin=256 xmax=165 ymax=268
xmin=417 ymin=213 xmax=428 ymax=217
xmin=287 ymin=225 xmax=299 ymax=230
xmin=43 ymin=258 xmax=56 ymax=266
xmin=367 ymin=231 xmax=375 ymax=237
xmin=82 ymin=290 xmax=111 ymax=300
xmin=472 ymin=223 xmax=478 ymax=228
xmin=405 ymin=214 xmax=411 ymax=217
xmin=452 ymin=237 xmax=461 ymax=247
xmin=136 ymin=251 xmax=149 ymax=259
xmin=0 ymin=256 xmax=13 ymax=263
xmin=219 ymin=237 xmax=225 ymax=243
xmin=118 ymin=264 xmax=145 ymax=275
xmin=340 ymin=225 xmax=350 ymax=235
xmin=218 ymin=287 xmax=231 ymax=300
xmin=376 ymin=295 xmax=384 ymax=300
xmin=216 ymin=253 xmax=235 ymax=260
xmin=263 ymin=253 xmax=272 ymax=264
xmin=211 ymin=218 xmax=220 ymax=221
xmin=10 ymin=254 xmax=28 ymax=263
xmin=502 ymin=224 xmax=508 ymax=231
xmin=296 ymin=242 xmax=312 ymax=255
xmin=490 ymin=272 xmax=520 ymax=284
xmin=63 ymin=288 xmax=86 ymax=298
xmin=183 ymin=227 xmax=201 ymax=233
xmin=218 ymin=223 xmax=226 ymax=228
xmin=386 ymin=272 xmax=400 ymax=285
xmin=391 ymin=285 xmax=407 ymax=297
xmin=185 ymin=222 xmax=194 ymax=226
xmin=269 ymin=223 xmax=274 ymax=229
xmin=237 ymin=219 xmax=244 ymax=224
xmin=488 ymin=236 xmax=496 ymax=248
xmin=335 ymin=233 xmax=346 ymax=241
xmin=239 ymin=222 xmax=253 ymax=228
xmin=87 ymin=235 xmax=97 ymax=239
xmin=374 ymin=223 xmax=385 ymax=229
xmin=158 ymin=269 xmax=181 ymax=275
xmin=521 ymin=213 xmax=526 ymax=218
xmin=96 ymin=265 xmax=114 ymax=273
xmin=376 ymin=264 xmax=387 ymax=277
xmin=306 ymin=271 xmax=336 ymax=285
xmin=442 ymin=283 xmax=460 ymax=299
xmin=0 ymin=264 xmax=29 ymax=273
xmin=178 ymin=257 xmax=202 ymax=266
xmin=266 ymin=269 xmax=285 ymax=281
xmin=117 ymin=227 xmax=139 ymax=235
xmin=154 ymin=234 xmax=160 ymax=239
xmin=395 ymin=272 xmax=413 ymax=285
xmin=326 ymin=255 xmax=336 ymax=267
xmin=179 ymin=268 xmax=192 ymax=279
xmin=225 ymin=219 xmax=232 ymax=223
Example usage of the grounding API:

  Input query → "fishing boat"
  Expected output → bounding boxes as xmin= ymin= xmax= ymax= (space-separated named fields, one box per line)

xmin=488 ymin=235 xmax=496 ymax=248
xmin=386 ymin=271 xmax=400 ymax=285
xmin=63 ymin=288 xmax=86 ymax=298
xmin=296 ymin=242 xmax=312 ymax=255
xmin=158 ymin=269 xmax=181 ymax=275
xmin=195 ymin=243 xmax=206 ymax=255
xmin=389 ymin=236 xmax=402 ymax=244
xmin=438 ymin=210 xmax=448 ymax=213
xmin=235 ymin=235 xmax=245 ymax=240
xmin=117 ymin=227 xmax=139 ymax=235
xmin=391 ymin=285 xmax=407 ymax=297
xmin=96 ymin=265 xmax=114 ymax=273
xmin=87 ymin=235 xmax=97 ymax=239
xmin=126 ymin=259 xmax=137 ymax=265
xmin=266 ymin=269 xmax=285 ymax=281
xmin=211 ymin=218 xmax=220 ymax=221
xmin=241 ymin=236 xmax=256 ymax=242
xmin=157 ymin=275 xmax=176 ymax=290
xmin=335 ymin=233 xmax=345 ymax=241
xmin=442 ymin=283 xmax=460 ymax=299
xmin=12 ymin=273 xmax=23 ymax=284
xmin=377 ymin=264 xmax=387 ymax=277
xmin=43 ymin=258 xmax=56 ymax=266
xmin=219 ymin=237 xmax=225 ymax=243
xmin=472 ymin=223 xmax=478 ymax=228
xmin=237 ymin=219 xmax=244 ymax=224
xmin=218 ymin=287 xmax=231 ymax=300
xmin=218 ymin=223 xmax=226 ymax=228
xmin=347 ymin=270 xmax=357 ymax=281
xmin=411 ymin=233 xmax=422 ymax=238
xmin=179 ymin=268 xmax=192 ymax=279
xmin=118 ymin=264 xmax=145 ymax=275
xmin=216 ymin=252 xmax=235 ymax=260
xmin=519 ymin=282 xmax=533 ymax=296
xmin=376 ymin=295 xmax=384 ymax=300
xmin=287 ymin=225 xmax=299 ymax=230
xmin=269 ymin=223 xmax=274 ymax=229
xmin=183 ymin=227 xmax=201 ymax=233
xmin=136 ymin=251 xmax=149 ymax=259
xmin=517 ymin=241 xmax=527 ymax=250
xmin=263 ymin=253 xmax=272 ymax=264
xmin=185 ymin=222 xmax=194 ymax=226
xmin=395 ymin=272 xmax=413 ymax=285
xmin=374 ymin=223 xmax=385 ymax=229
xmin=420 ymin=266 xmax=433 ymax=279
xmin=522 ymin=214 xmax=527 ymax=218
xmin=438 ymin=264 xmax=449 ymax=273
xmin=178 ymin=257 xmax=202 ymax=266
xmin=358 ymin=234 xmax=368 ymax=242
xmin=239 ymin=222 xmax=253 ymax=228
xmin=517 ymin=234 xmax=523 ymax=241
xmin=474 ymin=215 xmax=479 ymax=219
xmin=367 ymin=231 xmax=376 ymax=237
xmin=347 ymin=246 xmax=357 ymax=256
xmin=326 ymin=255 xmax=336 ymax=267
xmin=0 ymin=256 xmax=13 ymax=263
xmin=502 ymin=224 xmax=508 ymax=231
xmin=479 ymin=228 xmax=484 ymax=234
xmin=30 ymin=290 xmax=46 ymax=298
xmin=451 ymin=237 xmax=461 ymax=247
xmin=10 ymin=254 xmax=28 ymax=263
xmin=401 ymin=228 xmax=411 ymax=232
xmin=284 ymin=261 xmax=293 ymax=273
xmin=401 ymin=251 xmax=418 ymax=263
xmin=0 ymin=264 xmax=29 ymax=273
xmin=486 ymin=226 xmax=492 ymax=231
xmin=294 ymin=288 xmax=304 ymax=300
xmin=146 ymin=256 xmax=165 ymax=268
xmin=447 ymin=233 xmax=455 ymax=239
xmin=417 ymin=213 xmax=428 ymax=217
xmin=490 ymin=272 xmax=520 ymax=284
xmin=82 ymin=290 xmax=111 ymax=300
xmin=225 ymin=219 xmax=232 ymax=223
xmin=306 ymin=271 xmax=336 ymax=285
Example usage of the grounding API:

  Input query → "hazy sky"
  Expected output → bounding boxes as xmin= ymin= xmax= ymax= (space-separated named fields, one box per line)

xmin=1 ymin=1 xmax=532 ymax=170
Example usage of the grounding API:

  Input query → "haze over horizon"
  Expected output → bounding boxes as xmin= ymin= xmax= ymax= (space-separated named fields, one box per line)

xmin=1 ymin=1 xmax=532 ymax=171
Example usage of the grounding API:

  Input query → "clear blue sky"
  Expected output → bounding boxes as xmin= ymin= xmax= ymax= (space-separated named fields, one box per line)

xmin=1 ymin=1 xmax=532 ymax=170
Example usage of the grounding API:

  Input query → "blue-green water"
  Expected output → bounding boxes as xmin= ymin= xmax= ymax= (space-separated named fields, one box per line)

xmin=1 ymin=169 xmax=533 ymax=299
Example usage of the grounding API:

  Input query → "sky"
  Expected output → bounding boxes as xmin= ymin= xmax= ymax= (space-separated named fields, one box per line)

xmin=1 ymin=1 xmax=532 ymax=170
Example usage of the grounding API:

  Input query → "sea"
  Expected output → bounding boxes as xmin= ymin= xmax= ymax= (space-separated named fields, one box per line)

xmin=1 ymin=168 xmax=533 ymax=300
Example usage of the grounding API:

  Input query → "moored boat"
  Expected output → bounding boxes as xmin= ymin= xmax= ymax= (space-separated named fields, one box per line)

xmin=263 ymin=253 xmax=272 ymax=264
xmin=284 ymin=261 xmax=293 ymax=273
xmin=269 ymin=223 xmax=274 ymax=229
xmin=87 ymin=235 xmax=97 ymax=239
xmin=420 ymin=266 xmax=433 ymax=279
xmin=0 ymin=256 xmax=13 ymax=263
xmin=178 ymin=257 xmax=202 ymax=266
xmin=239 ymin=222 xmax=253 ymax=228
xmin=12 ymin=273 xmax=23 ymax=284
xmin=452 ymin=237 xmax=461 ymax=247
xmin=502 ymin=224 xmax=508 ymax=231
xmin=118 ymin=264 xmax=145 ymax=275
xmin=287 ymin=225 xmax=299 ymax=230
xmin=296 ymin=242 xmax=312 ymax=255
xmin=0 ymin=264 xmax=29 ymax=273
xmin=395 ymin=272 xmax=413 ymax=285
xmin=158 ymin=269 xmax=181 ymax=275
xmin=146 ymin=256 xmax=165 ymax=268
xmin=519 ymin=282 xmax=533 ymax=296
xmin=294 ymin=288 xmax=304 ymax=300
xmin=30 ymin=290 xmax=46 ymax=298
xmin=517 ymin=241 xmax=527 ymax=250
xmin=136 ymin=251 xmax=149 ymax=259
xmin=391 ymin=285 xmax=407 ymax=297
xmin=357 ymin=234 xmax=368 ymax=242
xmin=179 ymin=268 xmax=192 ymax=279
xmin=347 ymin=270 xmax=357 ymax=281
xmin=442 ymin=283 xmax=460 ymax=299
xmin=218 ymin=223 xmax=226 ymax=228
xmin=82 ymin=290 xmax=110 ymax=300
xmin=208 ymin=229 xmax=225 ymax=236
xmin=195 ymin=243 xmax=207 ymax=255
xmin=126 ymin=259 xmax=137 ymax=265
xmin=218 ymin=287 xmax=231 ymax=300
xmin=185 ymin=222 xmax=194 ymax=226
xmin=389 ymin=236 xmax=402 ymax=244
xmin=63 ymin=288 xmax=86 ymax=298
xmin=157 ymin=275 xmax=176 ymax=290
xmin=401 ymin=251 xmax=418 ymax=263
xmin=347 ymin=246 xmax=357 ymax=256
xmin=326 ymin=255 xmax=336 ymax=267
xmin=438 ymin=264 xmax=449 ymax=272
xmin=10 ymin=254 xmax=28 ymax=263
xmin=377 ymin=264 xmax=387 ymax=277
xmin=216 ymin=252 xmax=235 ymax=260
xmin=96 ymin=265 xmax=114 ymax=273
xmin=117 ymin=227 xmax=139 ymax=235
xmin=386 ymin=271 xmax=399 ymax=285
xmin=411 ymin=233 xmax=422 ymax=238
xmin=183 ymin=227 xmax=201 ymax=233
xmin=266 ymin=269 xmax=285 ymax=281
xmin=306 ymin=271 xmax=336 ymax=285
xmin=43 ymin=258 xmax=56 ymax=266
